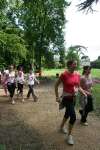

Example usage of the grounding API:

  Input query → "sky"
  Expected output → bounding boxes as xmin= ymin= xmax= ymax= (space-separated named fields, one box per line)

xmin=64 ymin=0 xmax=100 ymax=61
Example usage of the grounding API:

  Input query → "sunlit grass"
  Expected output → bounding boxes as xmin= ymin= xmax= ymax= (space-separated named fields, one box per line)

xmin=43 ymin=68 xmax=100 ymax=78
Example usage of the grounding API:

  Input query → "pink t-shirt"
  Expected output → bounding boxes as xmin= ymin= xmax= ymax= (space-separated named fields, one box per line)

xmin=60 ymin=71 xmax=80 ymax=94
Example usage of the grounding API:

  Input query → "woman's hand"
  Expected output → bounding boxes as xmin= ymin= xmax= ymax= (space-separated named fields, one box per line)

xmin=56 ymin=97 xmax=60 ymax=103
xmin=79 ymin=87 xmax=87 ymax=97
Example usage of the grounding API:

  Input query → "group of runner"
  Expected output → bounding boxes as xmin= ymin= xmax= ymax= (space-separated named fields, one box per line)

xmin=0 ymin=65 xmax=39 ymax=104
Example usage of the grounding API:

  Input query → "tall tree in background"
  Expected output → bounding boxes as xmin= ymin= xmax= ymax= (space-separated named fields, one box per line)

xmin=17 ymin=0 xmax=69 ymax=70
xmin=0 ymin=0 xmax=69 ymax=70
xmin=66 ymin=45 xmax=87 ymax=68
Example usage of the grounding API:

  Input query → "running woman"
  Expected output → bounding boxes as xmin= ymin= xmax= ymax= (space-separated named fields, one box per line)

xmin=55 ymin=60 xmax=86 ymax=145
xmin=27 ymin=69 xmax=39 ymax=101
xmin=79 ymin=66 xmax=100 ymax=126
xmin=16 ymin=70 xmax=25 ymax=102
xmin=1 ymin=71 xmax=8 ymax=96
xmin=7 ymin=65 xmax=16 ymax=104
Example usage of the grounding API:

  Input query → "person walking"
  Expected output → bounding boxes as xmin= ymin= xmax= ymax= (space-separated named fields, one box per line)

xmin=16 ymin=70 xmax=25 ymax=102
xmin=1 ymin=71 xmax=8 ymax=96
xmin=55 ymin=60 xmax=86 ymax=145
xmin=7 ymin=65 xmax=16 ymax=104
xmin=79 ymin=66 xmax=100 ymax=126
xmin=27 ymin=69 xmax=39 ymax=101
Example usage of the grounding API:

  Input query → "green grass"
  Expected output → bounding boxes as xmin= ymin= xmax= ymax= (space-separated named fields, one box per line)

xmin=43 ymin=68 xmax=100 ymax=78
xmin=91 ymin=69 xmax=100 ymax=78
xmin=42 ymin=68 xmax=65 ymax=76
xmin=92 ymin=84 xmax=100 ymax=116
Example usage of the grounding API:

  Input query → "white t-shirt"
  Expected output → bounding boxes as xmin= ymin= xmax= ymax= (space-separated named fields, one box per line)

xmin=28 ymin=73 xmax=36 ymax=85
xmin=4 ymin=70 xmax=9 ymax=74
xmin=80 ymin=75 xmax=93 ymax=91
xmin=17 ymin=75 xmax=24 ymax=84
xmin=8 ymin=71 xmax=15 ymax=83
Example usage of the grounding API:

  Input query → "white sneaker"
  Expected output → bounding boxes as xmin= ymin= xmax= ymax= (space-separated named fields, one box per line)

xmin=60 ymin=127 xmax=67 ymax=134
xmin=22 ymin=98 xmax=25 ymax=102
xmin=67 ymin=135 xmax=74 ymax=145
xmin=81 ymin=122 xmax=88 ymax=126
xmin=11 ymin=100 xmax=15 ymax=105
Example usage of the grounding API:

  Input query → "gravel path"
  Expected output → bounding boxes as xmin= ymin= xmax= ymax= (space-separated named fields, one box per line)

xmin=0 ymin=83 xmax=100 ymax=150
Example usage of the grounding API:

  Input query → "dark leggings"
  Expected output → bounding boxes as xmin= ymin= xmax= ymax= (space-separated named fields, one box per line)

xmin=80 ymin=95 xmax=93 ymax=123
xmin=7 ymin=83 xmax=16 ymax=98
xmin=62 ymin=96 xmax=76 ymax=125
xmin=17 ymin=83 xmax=23 ymax=94
xmin=27 ymin=85 xmax=35 ymax=98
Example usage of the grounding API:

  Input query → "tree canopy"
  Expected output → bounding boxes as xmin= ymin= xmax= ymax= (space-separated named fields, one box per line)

xmin=0 ymin=0 xmax=69 ymax=70
xmin=0 ymin=0 xmax=27 ymax=68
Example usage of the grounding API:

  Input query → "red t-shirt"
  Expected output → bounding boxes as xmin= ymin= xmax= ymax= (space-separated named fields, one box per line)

xmin=60 ymin=71 xmax=80 ymax=94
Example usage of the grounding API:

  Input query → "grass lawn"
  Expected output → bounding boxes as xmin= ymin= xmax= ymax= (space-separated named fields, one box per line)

xmin=43 ymin=68 xmax=100 ymax=78
xmin=42 ymin=68 xmax=65 ymax=76
xmin=92 ymin=84 xmax=100 ymax=116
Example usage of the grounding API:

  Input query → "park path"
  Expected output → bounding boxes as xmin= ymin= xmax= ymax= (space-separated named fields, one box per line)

xmin=0 ymin=83 xmax=100 ymax=150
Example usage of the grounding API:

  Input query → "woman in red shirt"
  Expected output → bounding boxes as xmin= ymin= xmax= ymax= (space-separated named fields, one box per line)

xmin=55 ymin=60 xmax=86 ymax=145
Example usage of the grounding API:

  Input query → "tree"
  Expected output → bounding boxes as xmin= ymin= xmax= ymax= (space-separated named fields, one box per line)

xmin=91 ymin=56 xmax=100 ymax=69
xmin=43 ymin=50 xmax=55 ymax=68
xmin=66 ymin=45 xmax=87 ymax=68
xmin=78 ymin=0 xmax=99 ymax=12
xmin=0 ymin=0 xmax=27 ymax=68
xmin=0 ymin=30 xmax=27 ymax=66
xmin=16 ymin=0 xmax=69 ymax=71
xmin=0 ymin=0 xmax=69 ymax=71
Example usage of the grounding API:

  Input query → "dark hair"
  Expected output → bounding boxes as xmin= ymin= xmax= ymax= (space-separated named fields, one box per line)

xmin=67 ymin=60 xmax=76 ymax=68
xmin=9 ymin=65 xmax=14 ymax=70
xmin=56 ymin=73 xmax=59 ymax=78
xmin=82 ymin=66 xmax=91 ymax=75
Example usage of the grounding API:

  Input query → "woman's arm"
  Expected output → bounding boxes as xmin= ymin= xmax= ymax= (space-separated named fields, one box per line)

xmin=34 ymin=76 xmax=39 ymax=84
xmin=55 ymin=78 xmax=62 ymax=102
xmin=93 ymin=78 xmax=100 ymax=84
xmin=79 ymin=86 xmax=87 ymax=97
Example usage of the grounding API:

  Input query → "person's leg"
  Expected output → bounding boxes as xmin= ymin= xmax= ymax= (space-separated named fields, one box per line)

xmin=60 ymin=117 xmax=68 ymax=129
xmin=7 ymin=84 xmax=12 ymax=99
xmin=4 ymin=84 xmax=7 ymax=96
xmin=67 ymin=101 xmax=76 ymax=145
xmin=7 ymin=84 xmax=15 ymax=104
xmin=27 ymin=85 xmax=31 ymax=98
xmin=17 ymin=83 xmax=20 ymax=99
xmin=10 ymin=83 xmax=16 ymax=104
xmin=80 ymin=95 xmax=93 ymax=125
xmin=31 ymin=85 xmax=38 ymax=101
xmin=20 ymin=84 xmax=24 ymax=102
xmin=60 ymin=98 xmax=69 ymax=133
xmin=60 ymin=105 xmax=69 ymax=127
xmin=81 ymin=109 xmax=88 ymax=123
xmin=68 ymin=102 xmax=76 ymax=135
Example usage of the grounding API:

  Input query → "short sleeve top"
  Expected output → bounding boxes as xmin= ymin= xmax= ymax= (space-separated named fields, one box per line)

xmin=60 ymin=71 xmax=80 ymax=94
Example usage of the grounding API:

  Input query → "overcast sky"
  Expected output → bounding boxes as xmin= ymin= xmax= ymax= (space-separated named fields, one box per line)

xmin=64 ymin=0 xmax=100 ymax=61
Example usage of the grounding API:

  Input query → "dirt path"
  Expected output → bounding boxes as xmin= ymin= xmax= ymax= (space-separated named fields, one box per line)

xmin=0 ymin=83 xmax=100 ymax=150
